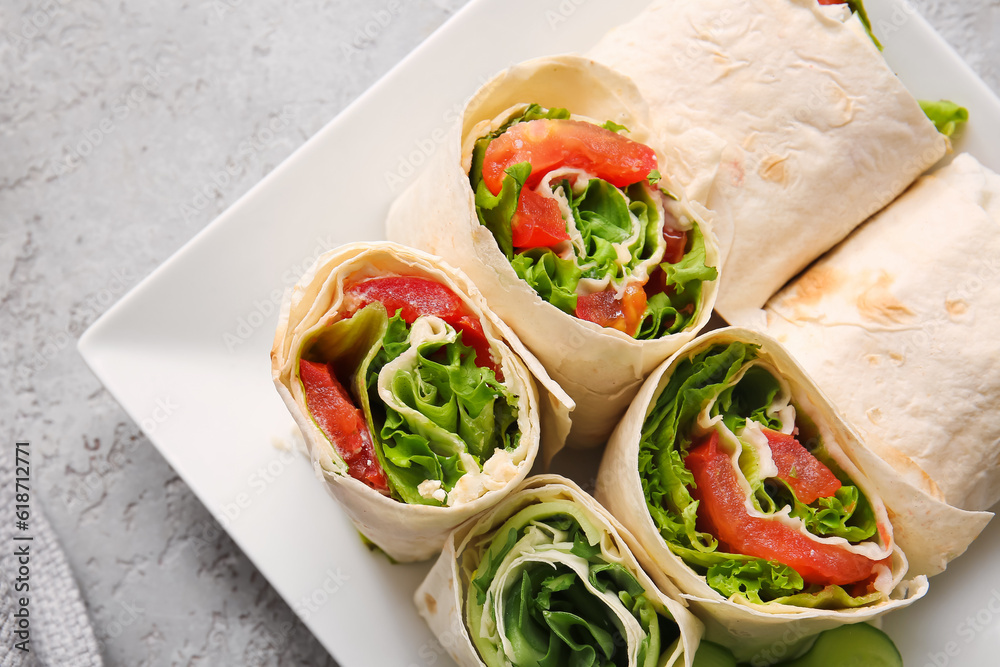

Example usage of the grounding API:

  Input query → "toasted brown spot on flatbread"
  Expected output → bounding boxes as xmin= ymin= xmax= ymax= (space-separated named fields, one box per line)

xmin=876 ymin=442 xmax=946 ymax=501
xmin=424 ymin=593 xmax=437 ymax=615
xmin=866 ymin=407 xmax=882 ymax=425
xmin=782 ymin=265 xmax=841 ymax=308
xmin=946 ymin=298 xmax=969 ymax=317
xmin=759 ymin=154 xmax=788 ymax=184
xmin=857 ymin=272 xmax=914 ymax=325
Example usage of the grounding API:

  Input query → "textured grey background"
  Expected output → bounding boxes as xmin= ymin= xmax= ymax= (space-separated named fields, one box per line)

xmin=0 ymin=1 xmax=997 ymax=665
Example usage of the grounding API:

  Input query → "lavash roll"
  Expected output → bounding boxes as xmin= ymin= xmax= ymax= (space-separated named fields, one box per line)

xmin=415 ymin=474 xmax=703 ymax=667
xmin=386 ymin=54 xmax=721 ymax=451
xmin=590 ymin=0 xmax=948 ymax=321
xmin=596 ymin=328 xmax=930 ymax=662
xmin=271 ymin=242 xmax=572 ymax=562
xmin=762 ymin=153 xmax=1000 ymax=519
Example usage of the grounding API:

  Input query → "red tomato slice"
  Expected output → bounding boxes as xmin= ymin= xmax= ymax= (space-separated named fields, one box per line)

xmin=299 ymin=359 xmax=389 ymax=494
xmin=343 ymin=276 xmax=498 ymax=375
xmin=817 ymin=0 xmax=846 ymax=4
xmin=482 ymin=119 xmax=658 ymax=195
xmin=662 ymin=227 xmax=688 ymax=265
xmin=685 ymin=431 xmax=878 ymax=587
xmin=511 ymin=187 xmax=571 ymax=249
xmin=762 ymin=429 xmax=842 ymax=505
xmin=575 ymin=284 xmax=647 ymax=337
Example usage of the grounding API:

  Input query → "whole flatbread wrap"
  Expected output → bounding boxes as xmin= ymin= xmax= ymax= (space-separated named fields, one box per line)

xmin=271 ymin=242 xmax=572 ymax=561
xmin=762 ymin=153 xmax=1000 ymax=517
xmin=596 ymin=328 xmax=932 ymax=662
xmin=590 ymin=0 xmax=948 ymax=321
xmin=386 ymin=55 xmax=721 ymax=450
xmin=415 ymin=474 xmax=703 ymax=667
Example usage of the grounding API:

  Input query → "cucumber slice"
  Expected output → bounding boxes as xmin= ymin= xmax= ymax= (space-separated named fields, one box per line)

xmin=781 ymin=624 xmax=902 ymax=667
xmin=692 ymin=640 xmax=738 ymax=667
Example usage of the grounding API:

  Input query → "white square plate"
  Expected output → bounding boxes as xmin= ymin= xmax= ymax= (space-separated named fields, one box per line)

xmin=79 ymin=1 xmax=1000 ymax=665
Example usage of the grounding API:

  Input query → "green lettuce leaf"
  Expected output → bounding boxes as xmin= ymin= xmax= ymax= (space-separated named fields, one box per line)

xmin=637 ymin=222 xmax=718 ymax=339
xmin=465 ymin=500 xmax=673 ymax=667
xmin=704 ymin=558 xmax=805 ymax=606
xmin=787 ymin=481 xmax=877 ymax=542
xmin=639 ymin=342 xmax=880 ymax=606
xmin=511 ymin=248 xmax=582 ymax=314
xmin=475 ymin=162 xmax=532 ymax=259
xmin=302 ymin=303 xmax=519 ymax=507
xmin=471 ymin=103 xmax=717 ymax=341
xmin=919 ymin=99 xmax=969 ymax=137
xmin=369 ymin=314 xmax=519 ymax=505
xmin=845 ymin=0 xmax=881 ymax=50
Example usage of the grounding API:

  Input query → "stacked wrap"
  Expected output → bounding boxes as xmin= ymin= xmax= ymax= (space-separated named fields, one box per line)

xmin=386 ymin=55 xmax=721 ymax=450
xmin=590 ymin=0 xmax=948 ymax=321
xmin=271 ymin=242 xmax=572 ymax=561
xmin=762 ymin=153 xmax=1000 ymax=517
xmin=416 ymin=474 xmax=703 ymax=667
xmin=596 ymin=328 xmax=933 ymax=661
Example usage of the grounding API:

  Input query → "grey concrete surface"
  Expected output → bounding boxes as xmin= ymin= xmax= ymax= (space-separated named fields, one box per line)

xmin=0 ymin=1 xmax=997 ymax=666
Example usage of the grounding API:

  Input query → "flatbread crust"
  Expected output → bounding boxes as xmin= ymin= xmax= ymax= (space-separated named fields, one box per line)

xmin=589 ymin=0 xmax=947 ymax=320
xmin=271 ymin=242 xmax=573 ymax=561
xmin=386 ymin=54 xmax=721 ymax=450
xmin=763 ymin=153 xmax=1000 ymax=515
xmin=415 ymin=474 xmax=704 ymax=667
xmin=596 ymin=328 xmax=941 ymax=661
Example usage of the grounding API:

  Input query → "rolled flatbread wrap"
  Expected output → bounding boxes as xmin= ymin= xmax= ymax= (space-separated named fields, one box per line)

xmin=416 ymin=474 xmax=703 ymax=667
xmin=590 ymin=0 xmax=948 ymax=321
xmin=386 ymin=55 xmax=721 ymax=450
xmin=762 ymin=153 xmax=1000 ymax=518
xmin=596 ymin=328 xmax=928 ymax=661
xmin=271 ymin=242 xmax=573 ymax=561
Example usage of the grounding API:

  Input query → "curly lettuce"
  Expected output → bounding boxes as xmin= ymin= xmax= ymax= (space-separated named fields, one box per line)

xmin=639 ymin=342 xmax=881 ymax=606
xmin=470 ymin=103 xmax=716 ymax=339
xmin=301 ymin=303 xmax=519 ymax=506
xmin=919 ymin=99 xmax=969 ymax=137
xmin=464 ymin=500 xmax=680 ymax=667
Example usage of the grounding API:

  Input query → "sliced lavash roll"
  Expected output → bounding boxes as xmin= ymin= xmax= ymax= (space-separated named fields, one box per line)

xmin=589 ymin=0 xmax=948 ymax=322
xmin=271 ymin=242 xmax=573 ymax=562
xmin=596 ymin=328 xmax=929 ymax=662
xmin=762 ymin=153 xmax=999 ymax=520
xmin=386 ymin=54 xmax=721 ymax=451
xmin=416 ymin=474 xmax=703 ymax=667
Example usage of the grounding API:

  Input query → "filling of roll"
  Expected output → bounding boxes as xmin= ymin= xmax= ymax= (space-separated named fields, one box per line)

xmin=469 ymin=104 xmax=717 ymax=338
xmin=462 ymin=499 xmax=681 ymax=667
xmin=818 ymin=0 xmax=877 ymax=45
xmin=296 ymin=275 xmax=523 ymax=506
xmin=639 ymin=341 xmax=894 ymax=607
